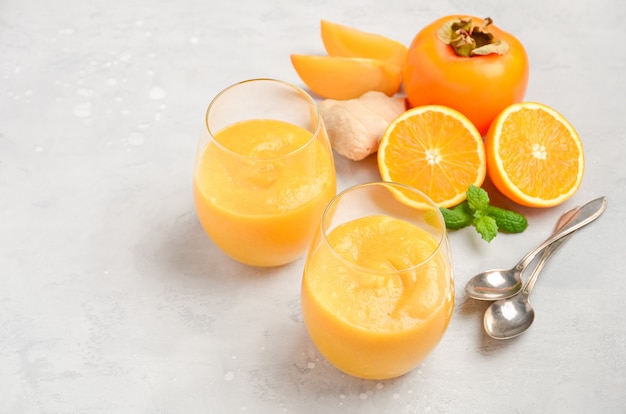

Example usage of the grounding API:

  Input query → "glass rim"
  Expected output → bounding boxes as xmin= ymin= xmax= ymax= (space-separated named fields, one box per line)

xmin=204 ymin=78 xmax=323 ymax=162
xmin=320 ymin=181 xmax=448 ymax=276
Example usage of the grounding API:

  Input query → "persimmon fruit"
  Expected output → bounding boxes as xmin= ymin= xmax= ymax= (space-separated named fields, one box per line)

xmin=403 ymin=16 xmax=529 ymax=135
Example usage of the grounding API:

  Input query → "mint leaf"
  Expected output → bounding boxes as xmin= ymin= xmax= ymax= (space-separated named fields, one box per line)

xmin=485 ymin=206 xmax=528 ymax=233
xmin=442 ymin=185 xmax=528 ymax=242
xmin=473 ymin=214 xmax=498 ymax=242
xmin=440 ymin=201 xmax=473 ymax=230
xmin=466 ymin=185 xmax=489 ymax=212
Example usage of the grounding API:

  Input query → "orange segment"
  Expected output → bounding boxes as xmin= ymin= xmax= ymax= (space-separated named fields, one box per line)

xmin=378 ymin=105 xmax=486 ymax=208
xmin=485 ymin=102 xmax=584 ymax=207
xmin=290 ymin=54 xmax=402 ymax=100
xmin=320 ymin=20 xmax=408 ymax=67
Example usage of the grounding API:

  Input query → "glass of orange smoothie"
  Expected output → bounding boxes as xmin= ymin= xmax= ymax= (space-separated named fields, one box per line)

xmin=301 ymin=182 xmax=454 ymax=379
xmin=193 ymin=79 xmax=336 ymax=267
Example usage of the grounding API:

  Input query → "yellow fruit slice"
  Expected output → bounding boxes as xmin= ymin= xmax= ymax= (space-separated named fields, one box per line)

xmin=290 ymin=54 xmax=402 ymax=100
xmin=320 ymin=20 xmax=408 ymax=67
xmin=485 ymin=102 xmax=584 ymax=207
xmin=378 ymin=105 xmax=486 ymax=208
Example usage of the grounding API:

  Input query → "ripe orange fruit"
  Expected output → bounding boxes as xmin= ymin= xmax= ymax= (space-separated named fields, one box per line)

xmin=403 ymin=15 xmax=529 ymax=136
xmin=377 ymin=105 xmax=487 ymax=208
xmin=485 ymin=102 xmax=584 ymax=207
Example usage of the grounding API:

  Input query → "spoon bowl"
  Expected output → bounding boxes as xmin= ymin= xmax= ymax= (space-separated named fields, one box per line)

xmin=484 ymin=293 xmax=535 ymax=339
xmin=465 ymin=268 xmax=524 ymax=301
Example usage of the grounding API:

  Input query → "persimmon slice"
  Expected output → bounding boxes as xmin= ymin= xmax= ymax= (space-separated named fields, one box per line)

xmin=320 ymin=20 xmax=408 ymax=67
xmin=290 ymin=54 xmax=402 ymax=100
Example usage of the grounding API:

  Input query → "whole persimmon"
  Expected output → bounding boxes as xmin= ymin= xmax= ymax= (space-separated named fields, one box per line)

xmin=403 ymin=16 xmax=529 ymax=135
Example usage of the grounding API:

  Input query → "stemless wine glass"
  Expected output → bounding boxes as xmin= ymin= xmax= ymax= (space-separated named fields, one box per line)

xmin=301 ymin=182 xmax=454 ymax=380
xmin=193 ymin=79 xmax=336 ymax=267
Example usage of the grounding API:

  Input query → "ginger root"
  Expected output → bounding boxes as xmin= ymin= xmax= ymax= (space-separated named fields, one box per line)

xmin=319 ymin=91 xmax=406 ymax=161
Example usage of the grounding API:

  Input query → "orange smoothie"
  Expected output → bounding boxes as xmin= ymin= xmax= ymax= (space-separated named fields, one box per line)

xmin=194 ymin=119 xmax=336 ymax=267
xmin=302 ymin=214 xmax=454 ymax=379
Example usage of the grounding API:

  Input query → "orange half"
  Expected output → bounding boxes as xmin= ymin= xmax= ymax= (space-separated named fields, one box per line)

xmin=485 ymin=102 xmax=584 ymax=207
xmin=378 ymin=105 xmax=486 ymax=208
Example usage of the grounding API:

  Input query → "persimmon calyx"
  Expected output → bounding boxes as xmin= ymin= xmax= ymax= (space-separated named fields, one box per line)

xmin=437 ymin=17 xmax=509 ymax=57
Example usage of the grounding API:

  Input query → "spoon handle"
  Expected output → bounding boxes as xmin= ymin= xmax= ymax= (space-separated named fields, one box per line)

xmin=521 ymin=233 xmax=570 ymax=296
xmin=515 ymin=196 xmax=608 ymax=271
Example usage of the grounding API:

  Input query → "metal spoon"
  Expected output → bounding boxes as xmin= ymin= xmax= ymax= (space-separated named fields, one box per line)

xmin=465 ymin=196 xmax=608 ymax=301
xmin=466 ymin=206 xmax=577 ymax=300
xmin=483 ymin=233 xmax=568 ymax=339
